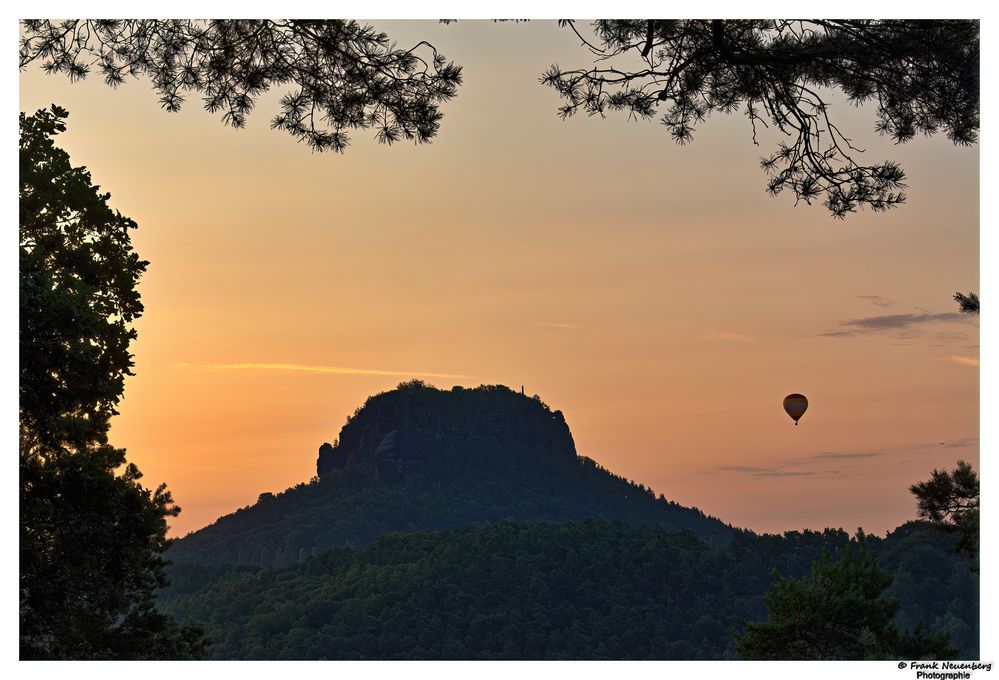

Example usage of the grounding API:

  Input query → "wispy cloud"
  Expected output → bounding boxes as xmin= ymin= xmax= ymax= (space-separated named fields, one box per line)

xmin=840 ymin=312 xmax=966 ymax=330
xmin=811 ymin=451 xmax=881 ymax=460
xmin=934 ymin=331 xmax=973 ymax=344
xmin=717 ymin=465 xmax=772 ymax=474
xmin=707 ymin=331 xmax=759 ymax=343
xmin=175 ymin=362 xmax=475 ymax=380
xmin=712 ymin=450 xmax=881 ymax=478
xmin=856 ymin=295 xmax=894 ymax=307
xmin=532 ymin=322 xmax=584 ymax=330
xmin=821 ymin=329 xmax=874 ymax=338
xmin=944 ymin=355 xmax=979 ymax=367
xmin=890 ymin=437 xmax=978 ymax=454
xmin=716 ymin=465 xmax=817 ymax=478
xmin=937 ymin=437 xmax=979 ymax=449
xmin=820 ymin=312 xmax=972 ymax=338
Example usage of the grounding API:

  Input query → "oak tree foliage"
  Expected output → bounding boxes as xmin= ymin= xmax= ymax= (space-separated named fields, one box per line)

xmin=20 ymin=438 xmax=207 ymax=659
xmin=19 ymin=105 xmax=206 ymax=659
xmin=19 ymin=104 xmax=146 ymax=453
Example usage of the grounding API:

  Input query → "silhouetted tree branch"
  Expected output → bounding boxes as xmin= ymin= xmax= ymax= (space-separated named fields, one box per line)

xmin=910 ymin=460 xmax=979 ymax=568
xmin=23 ymin=19 xmax=978 ymax=218
xmin=954 ymin=291 xmax=979 ymax=314
xmin=20 ymin=20 xmax=463 ymax=152
xmin=542 ymin=20 xmax=979 ymax=217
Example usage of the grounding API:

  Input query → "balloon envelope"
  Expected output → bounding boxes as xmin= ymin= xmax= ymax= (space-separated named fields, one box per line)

xmin=783 ymin=394 xmax=808 ymax=424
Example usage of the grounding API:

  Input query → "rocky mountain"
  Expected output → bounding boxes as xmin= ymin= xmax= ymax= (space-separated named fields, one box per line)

xmin=167 ymin=381 xmax=734 ymax=567
xmin=316 ymin=381 xmax=577 ymax=481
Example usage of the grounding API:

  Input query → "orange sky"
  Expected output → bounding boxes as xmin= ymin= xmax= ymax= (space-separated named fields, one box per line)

xmin=19 ymin=20 xmax=979 ymax=537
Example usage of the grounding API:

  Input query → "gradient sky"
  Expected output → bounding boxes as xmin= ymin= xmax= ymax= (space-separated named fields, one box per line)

xmin=19 ymin=20 xmax=979 ymax=537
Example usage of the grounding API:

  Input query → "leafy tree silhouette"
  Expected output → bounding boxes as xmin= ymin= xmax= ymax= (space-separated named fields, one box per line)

xmin=19 ymin=105 xmax=206 ymax=659
xmin=19 ymin=105 xmax=145 ymax=452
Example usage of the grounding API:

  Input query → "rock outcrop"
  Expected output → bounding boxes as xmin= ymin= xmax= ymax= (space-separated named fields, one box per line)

xmin=317 ymin=382 xmax=577 ymax=482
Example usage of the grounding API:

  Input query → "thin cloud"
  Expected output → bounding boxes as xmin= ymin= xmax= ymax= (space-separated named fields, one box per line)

xmin=532 ymin=322 xmax=584 ymax=330
xmin=716 ymin=465 xmax=817 ymax=478
xmin=175 ymin=362 xmax=475 ymax=380
xmin=856 ymin=295 xmax=895 ymax=307
xmin=717 ymin=465 xmax=772 ymax=474
xmin=938 ymin=437 xmax=979 ymax=448
xmin=820 ymin=312 xmax=972 ymax=338
xmin=840 ymin=312 xmax=966 ymax=330
xmin=812 ymin=451 xmax=881 ymax=460
xmin=944 ymin=355 xmax=979 ymax=367
xmin=718 ymin=450 xmax=883 ymax=478
xmin=774 ymin=451 xmax=881 ymax=468
xmin=707 ymin=331 xmax=759 ymax=343
xmin=934 ymin=331 xmax=973 ymax=343
xmin=755 ymin=471 xmax=818 ymax=478
xmin=819 ymin=329 xmax=867 ymax=338
xmin=893 ymin=437 xmax=978 ymax=454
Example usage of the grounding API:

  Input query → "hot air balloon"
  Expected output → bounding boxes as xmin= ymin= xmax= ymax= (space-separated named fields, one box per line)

xmin=783 ymin=393 xmax=808 ymax=425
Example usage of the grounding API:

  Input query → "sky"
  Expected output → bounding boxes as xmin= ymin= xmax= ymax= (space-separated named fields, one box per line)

xmin=18 ymin=19 xmax=980 ymax=538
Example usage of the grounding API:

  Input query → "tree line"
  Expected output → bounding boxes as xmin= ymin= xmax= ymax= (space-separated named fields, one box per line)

xmin=159 ymin=518 xmax=977 ymax=660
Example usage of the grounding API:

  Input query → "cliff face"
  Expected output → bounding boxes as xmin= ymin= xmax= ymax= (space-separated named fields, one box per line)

xmin=317 ymin=382 xmax=577 ymax=482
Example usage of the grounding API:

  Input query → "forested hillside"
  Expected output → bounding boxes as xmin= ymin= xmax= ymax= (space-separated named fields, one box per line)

xmin=168 ymin=383 xmax=733 ymax=568
xmin=160 ymin=519 xmax=978 ymax=659
xmin=159 ymin=383 xmax=978 ymax=660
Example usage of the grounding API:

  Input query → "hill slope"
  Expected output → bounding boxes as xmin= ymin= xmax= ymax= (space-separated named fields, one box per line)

xmin=160 ymin=519 xmax=979 ymax=659
xmin=168 ymin=382 xmax=733 ymax=567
